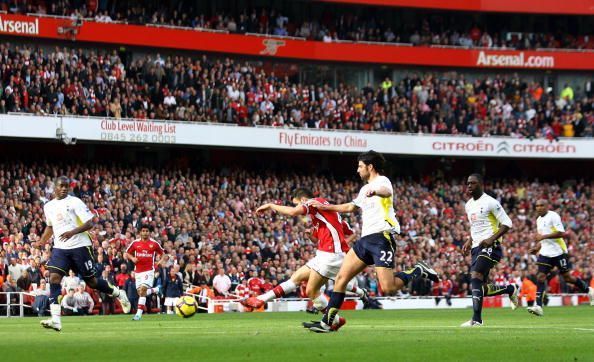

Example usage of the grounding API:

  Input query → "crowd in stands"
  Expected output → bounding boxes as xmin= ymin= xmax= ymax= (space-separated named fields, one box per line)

xmin=1 ymin=43 xmax=592 ymax=138
xmin=3 ymin=0 xmax=594 ymax=50
xmin=0 ymin=163 xmax=592 ymax=315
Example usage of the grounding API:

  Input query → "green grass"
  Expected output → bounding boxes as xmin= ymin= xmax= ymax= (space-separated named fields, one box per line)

xmin=2 ymin=307 xmax=593 ymax=361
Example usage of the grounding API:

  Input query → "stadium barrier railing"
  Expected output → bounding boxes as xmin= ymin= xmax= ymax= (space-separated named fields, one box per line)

xmin=0 ymin=292 xmax=34 ymax=317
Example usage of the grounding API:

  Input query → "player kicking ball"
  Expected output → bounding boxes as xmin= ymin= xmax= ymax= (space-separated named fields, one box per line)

xmin=124 ymin=224 xmax=169 ymax=320
xmin=242 ymin=188 xmax=377 ymax=317
xmin=39 ymin=176 xmax=131 ymax=331
xmin=527 ymin=199 xmax=594 ymax=316
xmin=306 ymin=151 xmax=439 ymax=333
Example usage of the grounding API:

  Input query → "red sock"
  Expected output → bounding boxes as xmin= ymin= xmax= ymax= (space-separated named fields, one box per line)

xmin=272 ymin=285 xmax=285 ymax=298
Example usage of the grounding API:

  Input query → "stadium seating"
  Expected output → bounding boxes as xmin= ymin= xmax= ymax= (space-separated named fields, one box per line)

xmin=0 ymin=163 xmax=591 ymax=309
xmin=6 ymin=3 xmax=594 ymax=50
xmin=0 ymin=43 xmax=591 ymax=138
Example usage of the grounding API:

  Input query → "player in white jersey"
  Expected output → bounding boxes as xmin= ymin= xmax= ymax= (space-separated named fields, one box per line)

xmin=39 ymin=176 xmax=131 ymax=331
xmin=461 ymin=174 xmax=519 ymax=327
xmin=307 ymin=151 xmax=438 ymax=333
xmin=527 ymin=199 xmax=594 ymax=316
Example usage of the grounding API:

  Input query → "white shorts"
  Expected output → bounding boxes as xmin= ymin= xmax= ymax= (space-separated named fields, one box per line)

xmin=306 ymin=250 xmax=345 ymax=280
xmin=164 ymin=297 xmax=177 ymax=307
xmin=135 ymin=270 xmax=155 ymax=288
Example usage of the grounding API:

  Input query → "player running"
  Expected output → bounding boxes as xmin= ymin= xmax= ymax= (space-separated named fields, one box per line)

xmin=307 ymin=151 xmax=438 ymax=333
xmin=242 ymin=188 xmax=376 ymax=313
xmin=460 ymin=174 xmax=519 ymax=327
xmin=124 ymin=224 xmax=169 ymax=320
xmin=527 ymin=199 xmax=594 ymax=316
xmin=39 ymin=176 xmax=131 ymax=331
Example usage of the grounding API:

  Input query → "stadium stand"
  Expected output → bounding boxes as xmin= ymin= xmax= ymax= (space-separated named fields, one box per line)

xmin=5 ymin=1 xmax=594 ymax=50
xmin=0 ymin=162 xmax=591 ymax=314
xmin=0 ymin=43 xmax=591 ymax=138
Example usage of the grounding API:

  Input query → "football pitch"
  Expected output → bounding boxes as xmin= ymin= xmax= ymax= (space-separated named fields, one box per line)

xmin=2 ymin=307 xmax=593 ymax=361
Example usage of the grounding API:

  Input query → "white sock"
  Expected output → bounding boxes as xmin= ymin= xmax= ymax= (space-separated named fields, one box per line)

xmin=313 ymin=294 xmax=328 ymax=311
xmin=257 ymin=280 xmax=297 ymax=302
xmin=146 ymin=288 xmax=153 ymax=296
xmin=136 ymin=297 xmax=146 ymax=316
xmin=50 ymin=304 xmax=61 ymax=324
xmin=111 ymin=287 xmax=120 ymax=298
xmin=346 ymin=280 xmax=364 ymax=297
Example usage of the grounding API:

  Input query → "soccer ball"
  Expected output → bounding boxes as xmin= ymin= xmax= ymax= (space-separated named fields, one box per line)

xmin=175 ymin=296 xmax=198 ymax=318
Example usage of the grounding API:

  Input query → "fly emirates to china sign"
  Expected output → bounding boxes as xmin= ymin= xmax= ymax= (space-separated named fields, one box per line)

xmin=1 ymin=115 xmax=592 ymax=159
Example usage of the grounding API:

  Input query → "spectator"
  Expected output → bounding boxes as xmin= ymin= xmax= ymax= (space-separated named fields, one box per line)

xmin=115 ymin=264 xmax=130 ymax=288
xmin=61 ymin=270 xmax=80 ymax=292
xmin=73 ymin=283 xmax=95 ymax=315
xmin=212 ymin=268 xmax=232 ymax=297
xmin=163 ymin=268 xmax=183 ymax=314
xmin=32 ymin=279 xmax=50 ymax=317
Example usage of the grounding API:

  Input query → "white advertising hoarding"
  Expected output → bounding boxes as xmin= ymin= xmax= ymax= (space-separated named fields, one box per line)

xmin=1 ymin=114 xmax=593 ymax=159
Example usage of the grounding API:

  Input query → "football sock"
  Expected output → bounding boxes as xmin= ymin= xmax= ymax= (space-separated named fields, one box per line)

xmin=485 ymin=284 xmax=515 ymax=296
xmin=322 ymin=292 xmax=345 ymax=326
xmin=536 ymin=280 xmax=547 ymax=307
xmin=49 ymin=283 xmax=61 ymax=305
xmin=136 ymin=297 xmax=146 ymax=316
xmin=50 ymin=303 xmax=61 ymax=324
xmin=395 ymin=267 xmax=421 ymax=284
xmin=312 ymin=293 xmax=328 ymax=311
xmin=258 ymin=280 xmax=296 ymax=302
xmin=345 ymin=280 xmax=365 ymax=297
xmin=572 ymin=278 xmax=589 ymax=293
xmin=95 ymin=279 xmax=118 ymax=296
xmin=470 ymin=278 xmax=484 ymax=323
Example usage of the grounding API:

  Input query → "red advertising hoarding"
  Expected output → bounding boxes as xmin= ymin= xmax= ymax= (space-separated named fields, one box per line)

xmin=318 ymin=0 xmax=594 ymax=15
xmin=1 ymin=14 xmax=594 ymax=70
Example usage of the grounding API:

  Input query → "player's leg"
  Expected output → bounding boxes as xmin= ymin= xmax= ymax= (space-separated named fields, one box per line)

xmin=133 ymin=284 xmax=148 ymax=321
xmin=462 ymin=247 xmax=493 ymax=326
xmin=344 ymin=278 xmax=381 ymax=309
xmin=305 ymin=269 xmax=329 ymax=312
xmin=557 ymin=254 xmax=591 ymax=298
xmin=243 ymin=265 xmax=310 ymax=309
xmin=480 ymin=247 xmax=518 ymax=308
xmin=316 ymin=249 xmax=367 ymax=330
xmin=529 ymin=256 xmax=553 ymax=316
xmin=41 ymin=248 xmax=69 ymax=331
xmin=76 ymin=246 xmax=131 ymax=313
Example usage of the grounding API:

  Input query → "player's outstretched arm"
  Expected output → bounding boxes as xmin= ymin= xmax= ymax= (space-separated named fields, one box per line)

xmin=313 ymin=202 xmax=357 ymax=213
xmin=256 ymin=203 xmax=305 ymax=216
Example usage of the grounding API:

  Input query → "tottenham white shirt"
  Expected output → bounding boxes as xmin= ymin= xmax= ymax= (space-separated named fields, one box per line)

xmin=537 ymin=210 xmax=567 ymax=257
xmin=465 ymin=193 xmax=512 ymax=248
xmin=44 ymin=195 xmax=94 ymax=249
xmin=352 ymin=175 xmax=400 ymax=237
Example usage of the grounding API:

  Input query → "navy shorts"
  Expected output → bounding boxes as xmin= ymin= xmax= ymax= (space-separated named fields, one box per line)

xmin=47 ymin=246 xmax=97 ymax=279
xmin=537 ymin=254 xmax=571 ymax=274
xmin=471 ymin=244 xmax=503 ymax=275
xmin=352 ymin=231 xmax=396 ymax=268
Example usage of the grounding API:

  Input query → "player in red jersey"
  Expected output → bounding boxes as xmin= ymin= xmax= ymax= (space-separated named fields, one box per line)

xmin=242 ymin=188 xmax=372 ymax=323
xmin=124 ymin=225 xmax=168 ymax=320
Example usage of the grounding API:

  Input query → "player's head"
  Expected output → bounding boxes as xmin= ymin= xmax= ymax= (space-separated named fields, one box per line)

xmin=54 ymin=176 xmax=70 ymax=199
xmin=292 ymin=188 xmax=313 ymax=205
xmin=139 ymin=224 xmax=152 ymax=240
xmin=357 ymin=150 xmax=385 ymax=181
xmin=466 ymin=173 xmax=483 ymax=198
xmin=535 ymin=199 xmax=549 ymax=216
